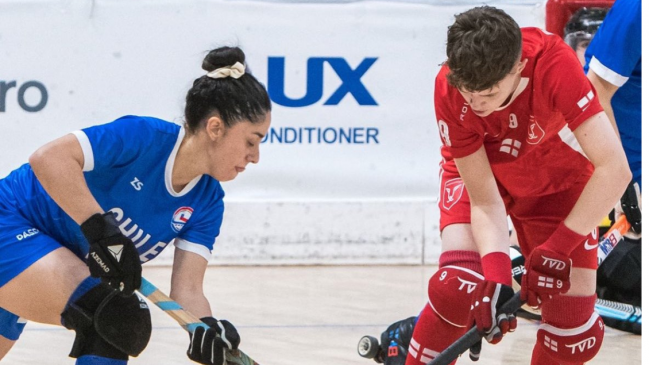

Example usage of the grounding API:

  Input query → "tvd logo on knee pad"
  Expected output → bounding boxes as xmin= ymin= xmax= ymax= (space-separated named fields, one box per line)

xmin=537 ymin=313 xmax=605 ymax=363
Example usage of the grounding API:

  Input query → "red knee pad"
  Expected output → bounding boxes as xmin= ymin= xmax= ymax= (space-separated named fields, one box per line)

xmin=537 ymin=313 xmax=605 ymax=364
xmin=428 ymin=265 xmax=484 ymax=327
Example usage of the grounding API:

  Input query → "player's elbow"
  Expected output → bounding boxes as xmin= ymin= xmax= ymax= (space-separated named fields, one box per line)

xmin=619 ymin=163 xmax=633 ymax=186
xmin=28 ymin=145 xmax=49 ymax=172
xmin=606 ymin=154 xmax=632 ymax=193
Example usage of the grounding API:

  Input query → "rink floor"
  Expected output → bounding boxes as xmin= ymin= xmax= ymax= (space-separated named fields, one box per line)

xmin=4 ymin=265 xmax=642 ymax=365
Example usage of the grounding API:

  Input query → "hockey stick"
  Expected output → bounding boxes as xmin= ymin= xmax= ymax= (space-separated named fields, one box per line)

xmin=428 ymin=216 xmax=632 ymax=365
xmin=138 ymin=278 xmax=260 ymax=365
xmin=597 ymin=215 xmax=631 ymax=265
xmin=595 ymin=298 xmax=642 ymax=334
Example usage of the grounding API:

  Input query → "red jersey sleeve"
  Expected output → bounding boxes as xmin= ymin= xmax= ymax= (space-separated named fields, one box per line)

xmin=536 ymin=35 xmax=603 ymax=131
xmin=434 ymin=67 xmax=484 ymax=158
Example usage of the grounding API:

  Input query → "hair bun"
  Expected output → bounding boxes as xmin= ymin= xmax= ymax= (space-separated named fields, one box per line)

xmin=202 ymin=47 xmax=246 ymax=73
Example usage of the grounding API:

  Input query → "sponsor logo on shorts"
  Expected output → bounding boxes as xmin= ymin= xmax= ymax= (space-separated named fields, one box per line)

xmin=171 ymin=207 xmax=194 ymax=232
xmin=442 ymin=178 xmax=464 ymax=210
xmin=16 ymin=228 xmax=39 ymax=241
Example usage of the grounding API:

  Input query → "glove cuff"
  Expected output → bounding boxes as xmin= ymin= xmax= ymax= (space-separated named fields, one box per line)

xmin=80 ymin=212 xmax=121 ymax=242
xmin=481 ymin=252 xmax=511 ymax=285
xmin=200 ymin=316 xmax=220 ymax=328
xmin=544 ymin=222 xmax=588 ymax=256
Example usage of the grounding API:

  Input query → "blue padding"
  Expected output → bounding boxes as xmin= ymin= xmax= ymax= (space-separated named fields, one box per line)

xmin=138 ymin=278 xmax=156 ymax=296
xmin=76 ymin=355 xmax=127 ymax=365
xmin=157 ymin=301 xmax=183 ymax=311
xmin=185 ymin=322 xmax=209 ymax=333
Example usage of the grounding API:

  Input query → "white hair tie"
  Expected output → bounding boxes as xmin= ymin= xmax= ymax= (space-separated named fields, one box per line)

xmin=206 ymin=61 xmax=245 ymax=79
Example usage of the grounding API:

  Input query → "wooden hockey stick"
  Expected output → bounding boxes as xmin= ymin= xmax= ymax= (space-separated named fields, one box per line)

xmin=428 ymin=216 xmax=632 ymax=365
xmin=138 ymin=278 xmax=260 ymax=365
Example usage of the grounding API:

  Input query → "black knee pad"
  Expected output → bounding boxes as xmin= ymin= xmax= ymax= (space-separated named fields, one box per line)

xmin=61 ymin=283 xmax=152 ymax=358
xmin=379 ymin=316 xmax=417 ymax=364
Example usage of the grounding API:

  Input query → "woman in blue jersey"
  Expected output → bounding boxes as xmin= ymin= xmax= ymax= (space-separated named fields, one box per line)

xmin=0 ymin=46 xmax=271 ymax=365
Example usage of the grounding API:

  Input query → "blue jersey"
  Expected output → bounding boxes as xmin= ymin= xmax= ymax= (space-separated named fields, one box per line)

xmin=584 ymin=0 xmax=642 ymax=188
xmin=0 ymin=115 xmax=225 ymax=263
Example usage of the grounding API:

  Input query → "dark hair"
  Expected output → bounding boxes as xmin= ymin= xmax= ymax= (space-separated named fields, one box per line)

xmin=446 ymin=6 xmax=522 ymax=92
xmin=184 ymin=46 xmax=271 ymax=133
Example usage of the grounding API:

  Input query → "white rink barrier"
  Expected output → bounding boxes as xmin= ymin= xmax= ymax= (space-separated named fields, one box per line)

xmin=1 ymin=1 xmax=544 ymax=265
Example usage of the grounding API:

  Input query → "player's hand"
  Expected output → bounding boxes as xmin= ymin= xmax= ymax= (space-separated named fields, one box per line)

xmin=521 ymin=246 xmax=571 ymax=308
xmin=188 ymin=317 xmax=240 ymax=365
xmin=469 ymin=281 xmax=517 ymax=344
xmin=615 ymin=181 xmax=641 ymax=239
xmin=80 ymin=212 xmax=142 ymax=295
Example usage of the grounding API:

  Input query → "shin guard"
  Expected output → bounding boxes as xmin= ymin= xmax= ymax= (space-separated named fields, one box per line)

xmin=405 ymin=251 xmax=483 ymax=365
xmin=532 ymin=295 xmax=604 ymax=365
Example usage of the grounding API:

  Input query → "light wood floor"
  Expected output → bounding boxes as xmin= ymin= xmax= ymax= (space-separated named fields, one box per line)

xmin=3 ymin=266 xmax=642 ymax=364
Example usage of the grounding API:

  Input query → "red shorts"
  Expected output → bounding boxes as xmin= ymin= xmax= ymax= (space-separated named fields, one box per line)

xmin=438 ymin=162 xmax=597 ymax=269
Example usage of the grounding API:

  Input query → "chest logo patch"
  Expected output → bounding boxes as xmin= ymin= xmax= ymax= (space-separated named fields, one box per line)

xmin=442 ymin=178 xmax=465 ymax=211
xmin=527 ymin=116 xmax=545 ymax=145
xmin=171 ymin=207 xmax=194 ymax=232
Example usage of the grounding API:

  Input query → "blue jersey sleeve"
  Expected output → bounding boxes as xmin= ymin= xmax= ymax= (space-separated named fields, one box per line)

xmin=178 ymin=189 xmax=225 ymax=251
xmin=76 ymin=116 xmax=157 ymax=172
xmin=584 ymin=0 xmax=641 ymax=86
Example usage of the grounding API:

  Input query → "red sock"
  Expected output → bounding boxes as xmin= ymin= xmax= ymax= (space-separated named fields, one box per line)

xmin=405 ymin=251 xmax=482 ymax=365
xmin=405 ymin=304 xmax=465 ymax=365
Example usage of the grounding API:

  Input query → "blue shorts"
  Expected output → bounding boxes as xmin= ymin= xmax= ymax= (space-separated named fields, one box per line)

xmin=0 ymin=217 xmax=62 ymax=288
xmin=0 ymin=213 xmax=61 ymax=341
xmin=0 ymin=307 xmax=27 ymax=341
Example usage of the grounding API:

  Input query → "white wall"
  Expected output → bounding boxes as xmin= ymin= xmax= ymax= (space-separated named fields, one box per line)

xmin=0 ymin=0 xmax=545 ymax=265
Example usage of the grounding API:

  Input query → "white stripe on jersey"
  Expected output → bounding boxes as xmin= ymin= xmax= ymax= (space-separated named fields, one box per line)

xmin=174 ymin=238 xmax=212 ymax=261
xmin=72 ymin=130 xmax=95 ymax=172
xmin=590 ymin=56 xmax=629 ymax=87
xmin=164 ymin=127 xmax=202 ymax=197
xmin=558 ymin=124 xmax=588 ymax=159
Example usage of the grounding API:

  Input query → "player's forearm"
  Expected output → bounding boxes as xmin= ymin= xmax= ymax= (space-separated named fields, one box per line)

xmin=170 ymin=248 xmax=213 ymax=318
xmin=564 ymin=161 xmax=631 ymax=235
xmin=170 ymin=286 xmax=213 ymax=319
xmin=599 ymin=100 xmax=621 ymax=140
xmin=470 ymin=202 xmax=510 ymax=256
xmin=29 ymin=137 xmax=103 ymax=224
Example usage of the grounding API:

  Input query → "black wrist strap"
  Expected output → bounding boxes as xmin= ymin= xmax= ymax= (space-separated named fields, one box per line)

xmin=81 ymin=212 xmax=122 ymax=242
xmin=200 ymin=316 xmax=219 ymax=328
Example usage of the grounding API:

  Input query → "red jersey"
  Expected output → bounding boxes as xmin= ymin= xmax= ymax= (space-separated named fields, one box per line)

xmin=435 ymin=28 xmax=603 ymax=200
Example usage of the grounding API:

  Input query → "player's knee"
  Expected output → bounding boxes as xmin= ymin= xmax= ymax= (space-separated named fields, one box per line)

xmin=536 ymin=313 xmax=605 ymax=364
xmin=61 ymin=280 xmax=151 ymax=358
xmin=428 ymin=252 xmax=483 ymax=327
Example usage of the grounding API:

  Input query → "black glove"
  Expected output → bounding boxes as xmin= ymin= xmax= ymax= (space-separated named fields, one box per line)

xmin=620 ymin=181 xmax=641 ymax=235
xmin=80 ymin=212 xmax=142 ymax=295
xmin=469 ymin=281 xmax=517 ymax=344
xmin=187 ymin=317 xmax=240 ymax=365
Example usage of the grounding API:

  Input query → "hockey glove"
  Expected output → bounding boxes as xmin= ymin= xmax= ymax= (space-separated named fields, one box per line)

xmin=80 ymin=212 xmax=142 ymax=295
xmin=615 ymin=181 xmax=641 ymax=239
xmin=469 ymin=280 xmax=517 ymax=344
xmin=521 ymin=222 xmax=583 ymax=307
xmin=188 ymin=317 xmax=240 ymax=365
